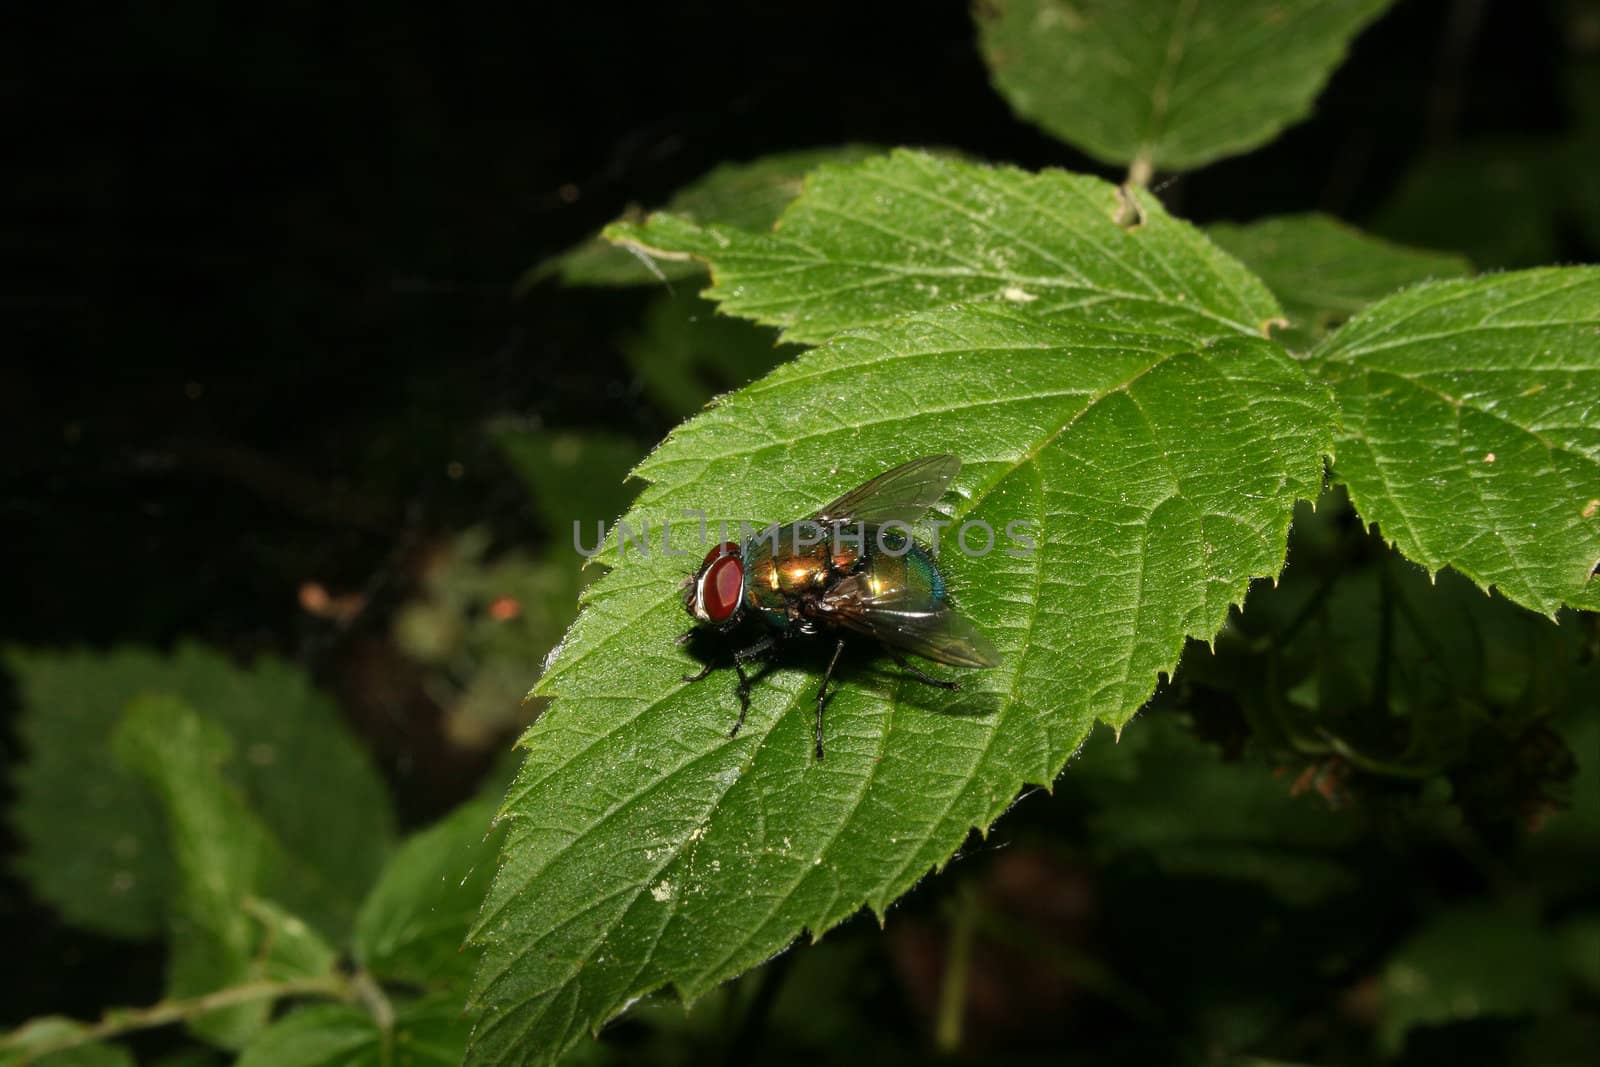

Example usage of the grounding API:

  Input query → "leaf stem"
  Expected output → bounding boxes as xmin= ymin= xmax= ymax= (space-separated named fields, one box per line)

xmin=0 ymin=974 xmax=352 ymax=1065
xmin=1126 ymin=155 xmax=1154 ymax=188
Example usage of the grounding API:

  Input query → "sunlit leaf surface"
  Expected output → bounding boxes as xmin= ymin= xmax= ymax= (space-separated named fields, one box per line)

xmin=608 ymin=150 xmax=1282 ymax=345
xmin=466 ymin=300 xmax=1332 ymax=1065
xmin=1314 ymin=268 xmax=1600 ymax=615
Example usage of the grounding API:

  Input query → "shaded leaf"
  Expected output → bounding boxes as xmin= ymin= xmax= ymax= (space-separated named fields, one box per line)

xmin=1370 ymin=140 xmax=1564 ymax=270
xmin=1211 ymin=493 xmax=1589 ymax=751
xmin=607 ymin=149 xmax=1283 ymax=346
xmin=537 ymin=146 xmax=888 ymax=286
xmin=1379 ymin=905 xmax=1563 ymax=1054
xmin=354 ymin=795 xmax=505 ymax=989
xmin=113 ymin=695 xmax=339 ymax=1048
xmin=1070 ymin=714 xmax=1360 ymax=904
xmin=1207 ymin=214 xmax=1470 ymax=351
xmin=972 ymin=0 xmax=1395 ymax=171
xmin=465 ymin=301 xmax=1333 ymax=1066
xmin=1560 ymin=915 xmax=1600 ymax=996
xmin=4 ymin=644 xmax=393 ymax=941
xmin=489 ymin=428 xmax=643 ymax=533
xmin=1528 ymin=707 xmax=1600 ymax=900
xmin=619 ymin=294 xmax=800 ymax=417
xmin=1171 ymin=490 xmax=1593 ymax=850
xmin=1312 ymin=268 xmax=1600 ymax=616
xmin=234 ymin=996 xmax=469 ymax=1067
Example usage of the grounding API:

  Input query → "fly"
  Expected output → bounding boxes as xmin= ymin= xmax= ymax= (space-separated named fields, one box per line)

xmin=680 ymin=455 xmax=1001 ymax=759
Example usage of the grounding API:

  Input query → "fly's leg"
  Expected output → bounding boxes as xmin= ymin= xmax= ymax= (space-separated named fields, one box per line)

xmin=814 ymin=637 xmax=847 ymax=761
xmin=681 ymin=659 xmax=717 ymax=684
xmin=887 ymin=647 xmax=959 ymax=691
xmin=730 ymin=636 xmax=777 ymax=739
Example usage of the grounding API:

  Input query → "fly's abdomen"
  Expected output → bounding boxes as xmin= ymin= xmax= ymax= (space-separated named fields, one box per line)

xmin=856 ymin=536 xmax=948 ymax=608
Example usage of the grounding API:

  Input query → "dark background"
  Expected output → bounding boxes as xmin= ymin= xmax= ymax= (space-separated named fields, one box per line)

xmin=2 ymin=0 xmax=1592 ymax=1054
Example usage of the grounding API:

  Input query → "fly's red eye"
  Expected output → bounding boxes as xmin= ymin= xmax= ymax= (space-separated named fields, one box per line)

xmin=700 ymin=541 xmax=740 ymax=570
xmin=700 ymin=555 xmax=744 ymax=622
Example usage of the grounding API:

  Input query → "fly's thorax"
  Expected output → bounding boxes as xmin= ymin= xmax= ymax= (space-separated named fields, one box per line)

xmin=743 ymin=522 xmax=867 ymax=601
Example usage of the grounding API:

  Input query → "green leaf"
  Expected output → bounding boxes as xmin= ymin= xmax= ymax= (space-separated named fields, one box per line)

xmin=234 ymin=996 xmax=469 ymax=1067
xmin=972 ymin=0 xmax=1395 ymax=172
xmin=1312 ymin=268 xmax=1600 ymax=616
xmin=0 ymin=1020 xmax=133 ymax=1067
xmin=619 ymin=294 xmax=801 ymax=417
xmin=113 ymin=696 xmax=339 ymax=1048
xmin=1206 ymin=214 xmax=1470 ymax=351
xmin=4 ymin=644 xmax=394 ymax=941
xmin=353 ymin=795 xmax=505 ymax=989
xmin=607 ymin=149 xmax=1283 ymax=346
xmin=537 ymin=146 xmax=888 ymax=286
xmin=1379 ymin=905 xmax=1564 ymax=1054
xmin=465 ymin=300 xmax=1333 ymax=1066
xmin=1529 ymin=708 xmax=1600 ymax=899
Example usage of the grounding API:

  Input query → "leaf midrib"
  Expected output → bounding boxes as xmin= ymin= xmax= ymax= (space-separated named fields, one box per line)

xmin=1139 ymin=0 xmax=1201 ymax=162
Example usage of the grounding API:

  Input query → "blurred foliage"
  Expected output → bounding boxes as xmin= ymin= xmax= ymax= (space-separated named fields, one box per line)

xmin=4 ymin=645 xmax=394 ymax=942
xmin=534 ymin=146 xmax=888 ymax=287
xmin=618 ymin=294 xmax=800 ymax=417
xmin=487 ymin=428 xmax=642 ymax=534
xmin=113 ymin=695 xmax=341 ymax=1047
xmin=1378 ymin=904 xmax=1565 ymax=1054
xmin=1207 ymin=214 xmax=1472 ymax=352
xmin=232 ymin=996 xmax=472 ymax=1067
xmin=1371 ymin=140 xmax=1565 ymax=270
xmin=352 ymin=794 xmax=504 ymax=989
xmin=1183 ymin=489 xmax=1595 ymax=826
xmin=0 ymin=1021 xmax=133 ymax=1067
xmin=389 ymin=530 xmax=585 ymax=746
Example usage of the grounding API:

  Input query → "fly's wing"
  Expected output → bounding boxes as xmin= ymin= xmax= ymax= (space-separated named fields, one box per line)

xmin=812 ymin=455 xmax=961 ymax=528
xmin=816 ymin=572 xmax=1001 ymax=668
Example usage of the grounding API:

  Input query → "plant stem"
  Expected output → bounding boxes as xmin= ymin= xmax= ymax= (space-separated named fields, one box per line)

xmin=350 ymin=968 xmax=396 ymax=1067
xmin=0 ymin=974 xmax=351 ymax=1065
xmin=935 ymin=886 xmax=979 ymax=1054
xmin=719 ymin=948 xmax=795 ymax=1067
